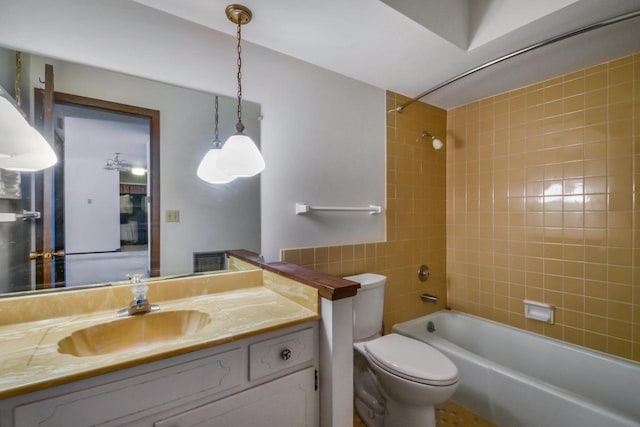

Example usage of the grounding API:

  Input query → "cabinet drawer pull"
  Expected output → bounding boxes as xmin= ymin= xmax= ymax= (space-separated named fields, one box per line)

xmin=280 ymin=348 xmax=292 ymax=361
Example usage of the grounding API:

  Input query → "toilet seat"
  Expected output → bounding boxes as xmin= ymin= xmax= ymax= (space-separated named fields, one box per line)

xmin=365 ymin=333 xmax=458 ymax=386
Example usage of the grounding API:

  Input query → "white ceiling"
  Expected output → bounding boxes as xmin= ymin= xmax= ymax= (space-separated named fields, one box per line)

xmin=134 ymin=0 xmax=640 ymax=109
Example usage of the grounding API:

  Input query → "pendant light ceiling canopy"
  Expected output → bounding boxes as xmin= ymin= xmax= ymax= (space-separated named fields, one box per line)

xmin=217 ymin=4 xmax=265 ymax=178
xmin=225 ymin=3 xmax=252 ymax=25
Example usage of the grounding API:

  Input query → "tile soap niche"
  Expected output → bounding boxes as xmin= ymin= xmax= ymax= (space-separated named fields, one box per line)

xmin=523 ymin=300 xmax=555 ymax=324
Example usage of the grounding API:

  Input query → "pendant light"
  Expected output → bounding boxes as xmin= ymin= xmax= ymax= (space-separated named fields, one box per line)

xmin=0 ymin=53 xmax=57 ymax=171
xmin=104 ymin=152 xmax=130 ymax=172
xmin=0 ymin=94 xmax=33 ymax=158
xmin=197 ymin=96 xmax=236 ymax=184
xmin=0 ymin=126 xmax=57 ymax=171
xmin=217 ymin=4 xmax=265 ymax=177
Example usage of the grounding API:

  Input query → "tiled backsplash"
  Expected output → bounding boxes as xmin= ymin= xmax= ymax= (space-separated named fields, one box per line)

xmin=447 ymin=52 xmax=639 ymax=361
xmin=282 ymin=92 xmax=448 ymax=331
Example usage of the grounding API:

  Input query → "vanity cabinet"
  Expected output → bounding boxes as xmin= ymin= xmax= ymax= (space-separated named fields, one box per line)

xmin=154 ymin=367 xmax=316 ymax=427
xmin=0 ymin=323 xmax=318 ymax=427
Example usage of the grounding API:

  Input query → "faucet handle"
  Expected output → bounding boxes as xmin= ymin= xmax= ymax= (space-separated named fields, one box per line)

xmin=128 ymin=272 xmax=143 ymax=284
xmin=132 ymin=284 xmax=149 ymax=303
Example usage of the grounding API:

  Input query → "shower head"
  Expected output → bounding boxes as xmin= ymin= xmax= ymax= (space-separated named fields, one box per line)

xmin=420 ymin=131 xmax=443 ymax=150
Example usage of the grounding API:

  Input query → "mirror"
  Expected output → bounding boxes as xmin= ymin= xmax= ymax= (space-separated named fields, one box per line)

xmin=0 ymin=47 xmax=261 ymax=295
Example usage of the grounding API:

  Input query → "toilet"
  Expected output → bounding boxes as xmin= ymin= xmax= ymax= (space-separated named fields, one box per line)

xmin=346 ymin=273 xmax=459 ymax=427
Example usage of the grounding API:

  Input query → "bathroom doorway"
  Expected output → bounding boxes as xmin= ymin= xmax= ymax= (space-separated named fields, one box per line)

xmin=56 ymin=111 xmax=150 ymax=286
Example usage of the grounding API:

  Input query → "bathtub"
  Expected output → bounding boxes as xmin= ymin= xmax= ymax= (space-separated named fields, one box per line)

xmin=393 ymin=310 xmax=640 ymax=427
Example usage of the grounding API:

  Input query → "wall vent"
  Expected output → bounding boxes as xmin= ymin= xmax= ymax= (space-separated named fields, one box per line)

xmin=193 ymin=251 xmax=226 ymax=273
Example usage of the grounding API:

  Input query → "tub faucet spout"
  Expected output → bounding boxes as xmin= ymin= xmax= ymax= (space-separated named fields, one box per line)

xmin=420 ymin=293 xmax=439 ymax=304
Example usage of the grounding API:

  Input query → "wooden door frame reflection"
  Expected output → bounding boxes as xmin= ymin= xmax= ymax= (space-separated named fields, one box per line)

xmin=34 ymin=89 xmax=160 ymax=288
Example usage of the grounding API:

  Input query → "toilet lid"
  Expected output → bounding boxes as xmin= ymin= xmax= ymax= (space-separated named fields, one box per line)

xmin=365 ymin=333 xmax=458 ymax=386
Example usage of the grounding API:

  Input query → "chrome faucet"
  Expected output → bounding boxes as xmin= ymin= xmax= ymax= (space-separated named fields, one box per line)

xmin=117 ymin=282 xmax=160 ymax=317
xmin=420 ymin=293 xmax=439 ymax=304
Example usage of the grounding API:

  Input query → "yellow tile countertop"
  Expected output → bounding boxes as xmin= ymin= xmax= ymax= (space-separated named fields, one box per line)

xmin=0 ymin=269 xmax=319 ymax=399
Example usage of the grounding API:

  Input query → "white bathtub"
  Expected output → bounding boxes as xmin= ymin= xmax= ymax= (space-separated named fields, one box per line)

xmin=393 ymin=310 xmax=640 ymax=427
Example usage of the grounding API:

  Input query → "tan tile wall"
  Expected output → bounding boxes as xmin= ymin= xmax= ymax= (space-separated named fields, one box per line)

xmin=447 ymin=52 xmax=640 ymax=362
xmin=282 ymin=92 xmax=447 ymax=331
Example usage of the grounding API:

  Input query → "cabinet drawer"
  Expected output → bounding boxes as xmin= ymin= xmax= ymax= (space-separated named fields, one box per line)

xmin=249 ymin=328 xmax=314 ymax=380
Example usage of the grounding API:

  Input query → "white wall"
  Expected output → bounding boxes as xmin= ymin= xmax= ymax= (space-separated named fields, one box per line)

xmin=0 ymin=47 xmax=13 ymax=92
xmin=0 ymin=0 xmax=386 ymax=262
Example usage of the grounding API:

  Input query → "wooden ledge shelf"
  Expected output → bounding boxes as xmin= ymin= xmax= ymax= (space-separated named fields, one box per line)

xmin=227 ymin=250 xmax=360 ymax=301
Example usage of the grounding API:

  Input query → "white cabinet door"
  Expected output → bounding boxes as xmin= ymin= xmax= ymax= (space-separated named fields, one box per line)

xmin=13 ymin=348 xmax=243 ymax=427
xmin=154 ymin=367 xmax=317 ymax=427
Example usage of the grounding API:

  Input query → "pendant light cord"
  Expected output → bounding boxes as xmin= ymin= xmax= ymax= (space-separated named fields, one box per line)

xmin=235 ymin=20 xmax=244 ymax=132
xmin=214 ymin=95 xmax=220 ymax=142
xmin=14 ymin=51 xmax=26 ymax=118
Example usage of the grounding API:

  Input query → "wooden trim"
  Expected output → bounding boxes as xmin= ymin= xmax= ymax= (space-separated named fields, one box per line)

xmin=33 ymin=89 xmax=45 ymax=286
xmin=53 ymin=92 xmax=154 ymax=117
xmin=263 ymin=262 xmax=360 ymax=300
xmin=42 ymin=64 xmax=54 ymax=287
xmin=53 ymin=124 xmax=65 ymax=285
xmin=52 ymin=92 xmax=161 ymax=277
xmin=227 ymin=250 xmax=360 ymax=301
xmin=32 ymin=64 xmax=56 ymax=288
xmin=149 ymin=109 xmax=161 ymax=277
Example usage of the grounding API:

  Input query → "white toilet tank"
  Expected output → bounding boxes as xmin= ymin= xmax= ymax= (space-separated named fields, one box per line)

xmin=345 ymin=273 xmax=386 ymax=342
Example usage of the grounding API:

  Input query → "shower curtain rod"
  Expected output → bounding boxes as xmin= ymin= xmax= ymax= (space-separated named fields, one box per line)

xmin=390 ymin=9 xmax=640 ymax=113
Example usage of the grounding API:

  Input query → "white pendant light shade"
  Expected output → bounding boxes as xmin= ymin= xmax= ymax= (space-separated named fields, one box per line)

xmin=197 ymin=146 xmax=237 ymax=184
xmin=0 ymin=96 xmax=33 ymax=158
xmin=0 ymin=126 xmax=57 ymax=171
xmin=218 ymin=133 xmax=265 ymax=177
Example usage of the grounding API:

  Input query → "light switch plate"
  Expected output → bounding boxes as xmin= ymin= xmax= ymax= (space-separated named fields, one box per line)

xmin=165 ymin=209 xmax=180 ymax=223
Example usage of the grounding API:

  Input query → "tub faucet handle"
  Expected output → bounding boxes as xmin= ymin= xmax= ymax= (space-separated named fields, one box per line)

xmin=418 ymin=265 xmax=430 ymax=282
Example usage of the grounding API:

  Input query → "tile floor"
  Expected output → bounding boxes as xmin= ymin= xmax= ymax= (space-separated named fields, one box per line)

xmin=354 ymin=401 xmax=497 ymax=427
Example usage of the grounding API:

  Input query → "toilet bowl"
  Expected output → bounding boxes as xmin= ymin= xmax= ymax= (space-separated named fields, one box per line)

xmin=360 ymin=333 xmax=458 ymax=427
xmin=346 ymin=273 xmax=459 ymax=427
